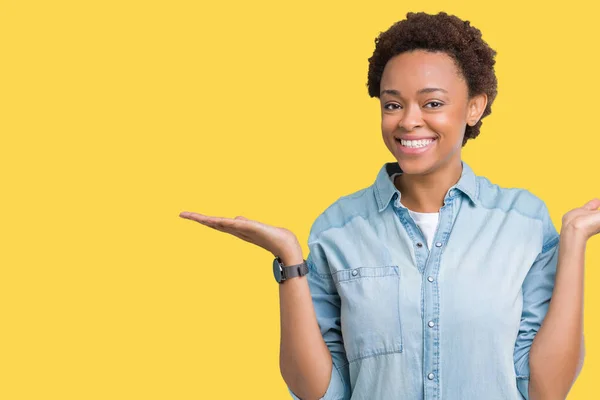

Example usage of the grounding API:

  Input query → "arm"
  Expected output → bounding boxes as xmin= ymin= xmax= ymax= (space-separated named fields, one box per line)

xmin=513 ymin=201 xmax=589 ymax=400
xmin=513 ymin=197 xmax=600 ymax=400
xmin=279 ymin=246 xmax=351 ymax=400
xmin=177 ymin=211 xmax=350 ymax=399
xmin=181 ymin=204 xmax=587 ymax=398
xmin=528 ymin=228 xmax=586 ymax=400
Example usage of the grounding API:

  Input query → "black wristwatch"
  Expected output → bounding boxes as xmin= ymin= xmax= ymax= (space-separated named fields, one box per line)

xmin=272 ymin=256 xmax=309 ymax=284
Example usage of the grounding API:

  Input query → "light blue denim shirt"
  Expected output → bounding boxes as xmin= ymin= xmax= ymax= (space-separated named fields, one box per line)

xmin=287 ymin=161 xmax=559 ymax=400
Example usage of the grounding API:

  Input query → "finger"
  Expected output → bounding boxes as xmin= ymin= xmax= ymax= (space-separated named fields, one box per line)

xmin=582 ymin=198 xmax=600 ymax=211
xmin=211 ymin=216 xmax=266 ymax=234
xmin=181 ymin=212 xmax=267 ymax=241
xmin=201 ymin=220 xmax=256 ymax=243
xmin=202 ymin=216 xmax=255 ymax=235
xmin=583 ymin=210 xmax=600 ymax=236
xmin=210 ymin=216 xmax=247 ymax=229
xmin=234 ymin=215 xmax=265 ymax=229
xmin=179 ymin=211 xmax=212 ymax=222
xmin=593 ymin=213 xmax=600 ymax=236
xmin=180 ymin=212 xmax=239 ymax=228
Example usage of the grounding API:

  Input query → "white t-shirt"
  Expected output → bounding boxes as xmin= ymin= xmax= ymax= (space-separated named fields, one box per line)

xmin=407 ymin=209 xmax=439 ymax=250
xmin=390 ymin=172 xmax=439 ymax=250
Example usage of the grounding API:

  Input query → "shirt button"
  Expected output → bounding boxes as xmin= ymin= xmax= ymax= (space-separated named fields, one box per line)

xmin=428 ymin=373 xmax=435 ymax=380
xmin=435 ymin=242 xmax=442 ymax=247
xmin=352 ymin=269 xmax=359 ymax=276
xmin=427 ymin=276 xmax=434 ymax=282
xmin=416 ymin=242 xmax=423 ymax=248
xmin=428 ymin=321 xmax=435 ymax=328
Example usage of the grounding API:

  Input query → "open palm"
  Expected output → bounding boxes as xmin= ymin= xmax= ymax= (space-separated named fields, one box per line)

xmin=179 ymin=211 xmax=301 ymax=258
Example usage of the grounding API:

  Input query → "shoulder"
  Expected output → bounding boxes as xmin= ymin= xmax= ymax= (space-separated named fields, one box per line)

xmin=476 ymin=175 xmax=559 ymax=250
xmin=308 ymin=185 xmax=378 ymax=241
xmin=476 ymin=175 xmax=549 ymax=222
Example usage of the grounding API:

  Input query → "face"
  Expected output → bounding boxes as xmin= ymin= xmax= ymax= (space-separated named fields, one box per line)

xmin=379 ymin=50 xmax=486 ymax=176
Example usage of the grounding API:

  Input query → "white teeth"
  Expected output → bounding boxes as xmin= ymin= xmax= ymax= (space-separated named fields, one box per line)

xmin=399 ymin=138 xmax=434 ymax=148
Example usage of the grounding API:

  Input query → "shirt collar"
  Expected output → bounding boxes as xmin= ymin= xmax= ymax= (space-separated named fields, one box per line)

xmin=374 ymin=161 xmax=480 ymax=212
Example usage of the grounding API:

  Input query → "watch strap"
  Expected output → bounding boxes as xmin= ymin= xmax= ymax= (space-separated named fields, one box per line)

xmin=281 ymin=261 xmax=309 ymax=280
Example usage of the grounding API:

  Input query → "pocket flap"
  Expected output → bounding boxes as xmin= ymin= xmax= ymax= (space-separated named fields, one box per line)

xmin=334 ymin=265 xmax=399 ymax=284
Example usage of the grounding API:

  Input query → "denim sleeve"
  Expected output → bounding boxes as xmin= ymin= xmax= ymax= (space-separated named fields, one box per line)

xmin=514 ymin=204 xmax=559 ymax=400
xmin=286 ymin=241 xmax=351 ymax=400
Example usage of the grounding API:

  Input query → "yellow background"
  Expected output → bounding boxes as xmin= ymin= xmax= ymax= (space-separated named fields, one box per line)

xmin=1 ymin=0 xmax=598 ymax=398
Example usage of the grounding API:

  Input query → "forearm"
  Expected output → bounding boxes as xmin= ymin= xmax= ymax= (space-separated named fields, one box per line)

xmin=279 ymin=252 xmax=333 ymax=400
xmin=529 ymin=230 xmax=586 ymax=399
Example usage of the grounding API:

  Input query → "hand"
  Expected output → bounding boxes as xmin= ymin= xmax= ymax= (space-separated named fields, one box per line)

xmin=179 ymin=211 xmax=302 ymax=259
xmin=561 ymin=198 xmax=600 ymax=241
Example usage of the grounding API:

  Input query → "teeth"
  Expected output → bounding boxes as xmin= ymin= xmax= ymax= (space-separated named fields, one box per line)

xmin=399 ymin=138 xmax=434 ymax=148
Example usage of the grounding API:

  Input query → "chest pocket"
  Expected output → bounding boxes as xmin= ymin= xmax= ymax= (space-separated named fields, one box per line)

xmin=333 ymin=265 xmax=403 ymax=363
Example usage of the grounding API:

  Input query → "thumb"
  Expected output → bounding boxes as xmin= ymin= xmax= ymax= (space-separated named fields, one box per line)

xmin=582 ymin=198 xmax=600 ymax=211
xmin=235 ymin=216 xmax=249 ymax=220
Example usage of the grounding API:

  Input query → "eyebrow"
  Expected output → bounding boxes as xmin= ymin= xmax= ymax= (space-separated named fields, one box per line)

xmin=380 ymin=88 xmax=449 ymax=96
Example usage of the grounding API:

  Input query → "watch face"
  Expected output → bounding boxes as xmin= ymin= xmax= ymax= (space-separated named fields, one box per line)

xmin=273 ymin=258 xmax=283 ymax=282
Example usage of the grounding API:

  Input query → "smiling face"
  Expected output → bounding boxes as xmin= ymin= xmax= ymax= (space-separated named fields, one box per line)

xmin=380 ymin=50 xmax=486 ymax=176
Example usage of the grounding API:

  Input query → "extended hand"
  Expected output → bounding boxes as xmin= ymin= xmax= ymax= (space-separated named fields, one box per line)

xmin=179 ymin=211 xmax=302 ymax=259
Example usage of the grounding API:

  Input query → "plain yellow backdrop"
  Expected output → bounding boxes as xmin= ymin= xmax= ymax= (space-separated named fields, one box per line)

xmin=1 ymin=0 xmax=598 ymax=398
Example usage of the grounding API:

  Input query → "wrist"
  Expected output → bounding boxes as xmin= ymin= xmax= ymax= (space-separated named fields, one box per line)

xmin=560 ymin=225 xmax=588 ymax=249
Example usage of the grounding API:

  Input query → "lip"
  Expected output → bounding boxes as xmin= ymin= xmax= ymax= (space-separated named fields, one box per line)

xmin=394 ymin=137 xmax=437 ymax=155
xmin=395 ymin=136 xmax=437 ymax=141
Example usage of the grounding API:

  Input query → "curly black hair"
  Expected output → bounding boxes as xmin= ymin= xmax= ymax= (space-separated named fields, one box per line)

xmin=367 ymin=12 xmax=498 ymax=146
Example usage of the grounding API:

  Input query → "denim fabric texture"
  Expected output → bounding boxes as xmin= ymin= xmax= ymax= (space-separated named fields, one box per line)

xmin=287 ymin=161 xmax=559 ymax=400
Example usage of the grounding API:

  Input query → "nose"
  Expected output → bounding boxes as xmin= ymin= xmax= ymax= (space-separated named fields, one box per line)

xmin=398 ymin=103 xmax=423 ymax=131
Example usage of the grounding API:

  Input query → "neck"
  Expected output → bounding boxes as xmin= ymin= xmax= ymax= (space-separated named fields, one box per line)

xmin=394 ymin=160 xmax=463 ymax=213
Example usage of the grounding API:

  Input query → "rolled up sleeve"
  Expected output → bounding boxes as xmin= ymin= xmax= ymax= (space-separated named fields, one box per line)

xmin=514 ymin=204 xmax=559 ymax=399
xmin=286 ymin=241 xmax=351 ymax=400
xmin=288 ymin=362 xmax=349 ymax=400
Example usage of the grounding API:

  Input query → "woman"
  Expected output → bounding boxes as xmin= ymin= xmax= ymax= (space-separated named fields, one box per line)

xmin=180 ymin=12 xmax=597 ymax=400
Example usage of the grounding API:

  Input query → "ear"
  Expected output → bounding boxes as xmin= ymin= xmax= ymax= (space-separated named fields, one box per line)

xmin=466 ymin=93 xmax=488 ymax=127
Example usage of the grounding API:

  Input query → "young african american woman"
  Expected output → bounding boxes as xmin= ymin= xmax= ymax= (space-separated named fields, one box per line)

xmin=180 ymin=11 xmax=595 ymax=400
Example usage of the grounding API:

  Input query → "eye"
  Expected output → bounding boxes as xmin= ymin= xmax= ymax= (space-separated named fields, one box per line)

xmin=424 ymin=101 xmax=443 ymax=108
xmin=383 ymin=103 xmax=401 ymax=110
